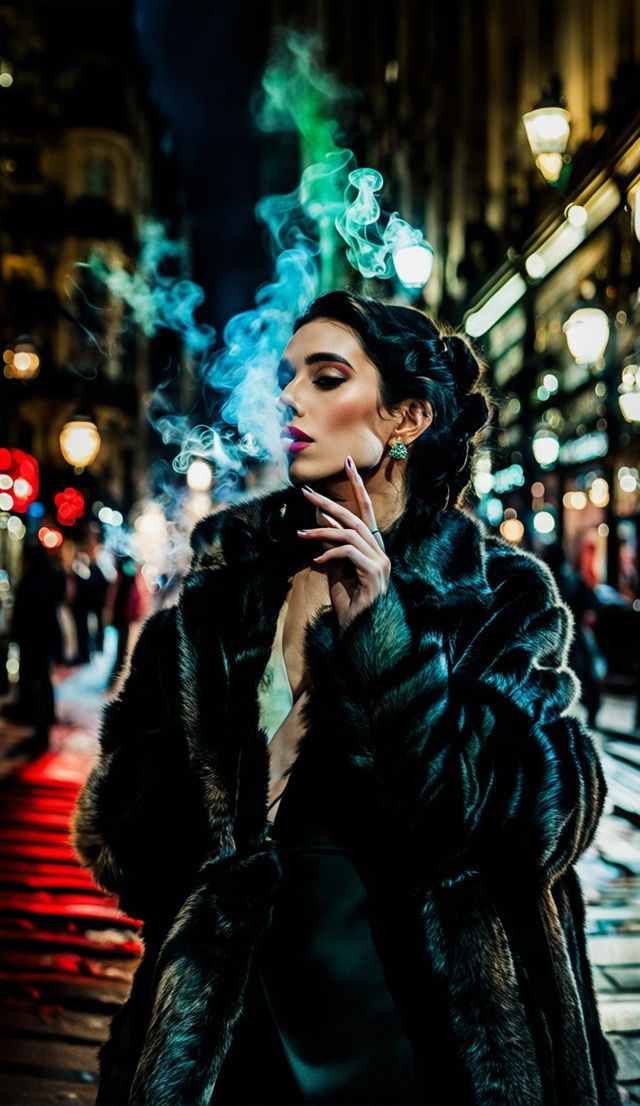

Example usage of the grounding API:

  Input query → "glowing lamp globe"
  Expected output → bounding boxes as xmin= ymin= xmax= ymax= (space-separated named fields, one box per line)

xmin=523 ymin=106 xmax=570 ymax=154
xmin=393 ymin=243 xmax=435 ymax=288
xmin=566 ymin=204 xmax=587 ymax=228
xmin=59 ymin=417 xmax=101 ymax=468
xmin=534 ymin=153 xmax=564 ymax=183
xmin=532 ymin=429 xmax=560 ymax=467
xmin=563 ymin=308 xmax=609 ymax=365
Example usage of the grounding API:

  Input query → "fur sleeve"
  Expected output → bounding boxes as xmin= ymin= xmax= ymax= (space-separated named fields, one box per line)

xmin=71 ymin=606 xmax=210 ymax=921
xmin=304 ymin=547 xmax=606 ymax=891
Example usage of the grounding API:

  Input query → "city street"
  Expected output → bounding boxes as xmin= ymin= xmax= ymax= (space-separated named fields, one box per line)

xmin=0 ymin=2 xmax=638 ymax=1102
xmin=0 ymin=650 xmax=638 ymax=1104
xmin=0 ymin=640 xmax=140 ymax=1105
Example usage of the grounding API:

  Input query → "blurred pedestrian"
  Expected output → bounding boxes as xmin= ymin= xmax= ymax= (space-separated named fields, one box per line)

xmin=70 ymin=524 xmax=115 ymax=663
xmin=542 ymin=540 xmax=605 ymax=728
xmin=107 ymin=555 xmax=142 ymax=689
xmin=7 ymin=542 xmax=66 ymax=751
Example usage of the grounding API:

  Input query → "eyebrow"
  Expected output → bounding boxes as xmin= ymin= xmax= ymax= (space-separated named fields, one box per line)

xmin=277 ymin=352 xmax=356 ymax=383
xmin=305 ymin=352 xmax=355 ymax=369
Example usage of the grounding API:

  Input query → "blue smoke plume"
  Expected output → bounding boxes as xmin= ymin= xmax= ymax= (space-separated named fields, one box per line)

xmin=80 ymin=28 xmax=434 ymax=590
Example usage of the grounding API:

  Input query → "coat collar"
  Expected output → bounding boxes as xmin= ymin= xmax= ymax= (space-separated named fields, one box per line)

xmin=177 ymin=484 xmax=494 ymax=849
xmin=189 ymin=481 xmax=493 ymax=603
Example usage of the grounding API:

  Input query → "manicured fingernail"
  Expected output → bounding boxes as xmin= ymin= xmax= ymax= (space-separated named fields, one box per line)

xmin=346 ymin=456 xmax=352 ymax=468
xmin=301 ymin=485 xmax=312 ymax=493
xmin=297 ymin=529 xmax=307 ymax=534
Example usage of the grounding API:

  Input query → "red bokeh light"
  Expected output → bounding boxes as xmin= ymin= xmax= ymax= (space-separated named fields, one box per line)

xmin=54 ymin=487 xmax=84 ymax=527
xmin=0 ymin=449 xmax=39 ymax=512
xmin=38 ymin=527 xmax=63 ymax=549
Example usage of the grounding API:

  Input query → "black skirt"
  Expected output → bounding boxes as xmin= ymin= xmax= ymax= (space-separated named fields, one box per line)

xmin=210 ymin=736 xmax=464 ymax=1106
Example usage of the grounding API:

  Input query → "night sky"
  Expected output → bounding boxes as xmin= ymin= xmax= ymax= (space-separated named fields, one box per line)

xmin=133 ymin=0 xmax=287 ymax=331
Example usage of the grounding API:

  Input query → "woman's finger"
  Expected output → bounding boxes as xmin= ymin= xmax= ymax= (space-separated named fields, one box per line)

xmin=345 ymin=457 xmax=385 ymax=551
xmin=298 ymin=526 xmax=383 ymax=560
xmin=301 ymin=486 xmax=381 ymax=550
xmin=312 ymin=544 xmax=374 ymax=575
xmin=320 ymin=510 xmax=343 ymax=530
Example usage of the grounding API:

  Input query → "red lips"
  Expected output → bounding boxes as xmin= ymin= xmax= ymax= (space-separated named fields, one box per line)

xmin=282 ymin=425 xmax=314 ymax=442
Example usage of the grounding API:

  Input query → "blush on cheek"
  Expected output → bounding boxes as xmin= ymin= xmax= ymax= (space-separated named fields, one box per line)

xmin=327 ymin=393 xmax=377 ymax=431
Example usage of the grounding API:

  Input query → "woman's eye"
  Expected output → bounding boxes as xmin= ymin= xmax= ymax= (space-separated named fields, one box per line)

xmin=314 ymin=377 xmax=345 ymax=389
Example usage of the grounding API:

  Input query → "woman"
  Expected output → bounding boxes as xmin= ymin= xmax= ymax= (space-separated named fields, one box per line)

xmin=72 ymin=291 xmax=621 ymax=1106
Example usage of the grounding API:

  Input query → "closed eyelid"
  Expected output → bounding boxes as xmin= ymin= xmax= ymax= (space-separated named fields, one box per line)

xmin=277 ymin=352 xmax=355 ymax=387
xmin=277 ymin=364 xmax=349 ymax=391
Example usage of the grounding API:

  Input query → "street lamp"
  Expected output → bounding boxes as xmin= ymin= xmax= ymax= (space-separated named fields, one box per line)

xmin=393 ymin=243 xmax=435 ymax=288
xmin=59 ymin=414 xmax=102 ymax=468
xmin=563 ymin=308 xmax=609 ymax=365
xmin=522 ymin=79 xmax=571 ymax=184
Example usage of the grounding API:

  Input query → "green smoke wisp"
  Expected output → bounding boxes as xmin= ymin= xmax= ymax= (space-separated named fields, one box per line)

xmin=256 ymin=30 xmax=433 ymax=289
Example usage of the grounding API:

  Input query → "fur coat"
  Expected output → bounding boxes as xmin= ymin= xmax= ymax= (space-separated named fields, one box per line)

xmin=71 ymin=483 xmax=622 ymax=1106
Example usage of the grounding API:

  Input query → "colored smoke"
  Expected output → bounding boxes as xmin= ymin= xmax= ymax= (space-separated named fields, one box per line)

xmin=79 ymin=29 xmax=433 ymax=590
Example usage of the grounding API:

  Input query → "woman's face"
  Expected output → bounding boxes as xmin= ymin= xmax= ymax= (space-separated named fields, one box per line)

xmin=277 ymin=319 xmax=395 ymax=482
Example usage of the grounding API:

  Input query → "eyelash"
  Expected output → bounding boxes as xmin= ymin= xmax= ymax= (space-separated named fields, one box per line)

xmin=279 ymin=375 xmax=345 ymax=391
xmin=314 ymin=377 xmax=345 ymax=389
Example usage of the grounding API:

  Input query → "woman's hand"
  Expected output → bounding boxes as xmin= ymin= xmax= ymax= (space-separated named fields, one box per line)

xmin=297 ymin=456 xmax=391 ymax=635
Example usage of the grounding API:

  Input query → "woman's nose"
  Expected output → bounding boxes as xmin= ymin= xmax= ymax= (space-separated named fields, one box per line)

xmin=277 ymin=388 xmax=300 ymax=418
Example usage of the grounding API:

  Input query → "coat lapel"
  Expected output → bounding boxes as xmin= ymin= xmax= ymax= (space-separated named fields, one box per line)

xmin=175 ymin=484 xmax=322 ymax=850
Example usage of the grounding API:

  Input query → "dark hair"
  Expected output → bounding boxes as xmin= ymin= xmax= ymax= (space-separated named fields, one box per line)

xmin=293 ymin=290 xmax=495 ymax=511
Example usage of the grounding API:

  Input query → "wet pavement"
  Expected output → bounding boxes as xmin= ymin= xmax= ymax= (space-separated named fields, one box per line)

xmin=0 ymin=642 xmax=639 ymax=1104
xmin=0 ymin=636 xmax=140 ymax=1105
xmin=578 ymin=697 xmax=640 ymax=1102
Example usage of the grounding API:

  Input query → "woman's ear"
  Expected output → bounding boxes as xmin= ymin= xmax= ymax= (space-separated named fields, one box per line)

xmin=394 ymin=399 xmax=433 ymax=445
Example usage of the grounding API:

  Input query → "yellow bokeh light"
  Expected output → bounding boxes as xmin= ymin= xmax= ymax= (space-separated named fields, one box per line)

xmin=500 ymin=518 xmax=525 ymax=544
xmin=589 ymin=478 xmax=609 ymax=507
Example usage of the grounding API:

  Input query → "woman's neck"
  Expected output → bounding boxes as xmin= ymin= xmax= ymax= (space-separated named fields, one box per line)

xmin=312 ymin=474 xmax=408 ymax=535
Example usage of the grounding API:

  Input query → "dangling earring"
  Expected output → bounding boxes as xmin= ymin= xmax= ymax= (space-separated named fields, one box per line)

xmin=389 ymin=439 xmax=408 ymax=460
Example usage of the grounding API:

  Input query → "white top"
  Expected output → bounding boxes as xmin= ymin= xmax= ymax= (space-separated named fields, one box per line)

xmin=257 ymin=593 xmax=295 ymax=743
xmin=257 ymin=590 xmax=311 ymax=825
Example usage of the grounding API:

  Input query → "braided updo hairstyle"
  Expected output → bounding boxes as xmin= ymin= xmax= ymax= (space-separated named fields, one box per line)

xmin=293 ymin=291 xmax=494 ymax=511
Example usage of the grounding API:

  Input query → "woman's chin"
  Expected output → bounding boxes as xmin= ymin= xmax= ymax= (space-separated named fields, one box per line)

xmin=288 ymin=472 xmax=343 ymax=493
xmin=285 ymin=451 xmax=345 ymax=485
xmin=286 ymin=455 xmax=315 ymax=477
